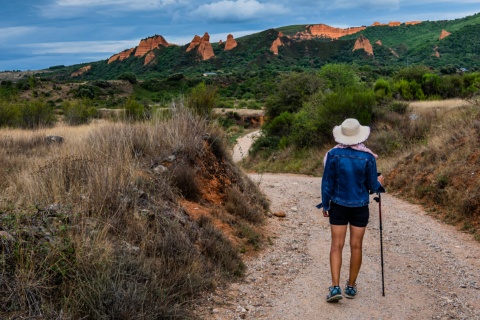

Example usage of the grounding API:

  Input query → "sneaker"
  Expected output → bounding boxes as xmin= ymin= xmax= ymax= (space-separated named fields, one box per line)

xmin=326 ymin=286 xmax=343 ymax=302
xmin=344 ymin=281 xmax=357 ymax=299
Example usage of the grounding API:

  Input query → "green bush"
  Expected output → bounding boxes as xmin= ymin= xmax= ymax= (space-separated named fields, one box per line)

xmin=374 ymin=78 xmax=392 ymax=101
xmin=0 ymin=101 xmax=20 ymax=127
xmin=117 ymin=72 xmax=137 ymax=84
xmin=19 ymin=100 xmax=56 ymax=129
xmin=318 ymin=63 xmax=360 ymax=90
xmin=265 ymin=111 xmax=294 ymax=137
xmin=124 ymin=97 xmax=150 ymax=121
xmin=265 ymin=72 xmax=323 ymax=118
xmin=186 ymin=82 xmax=217 ymax=117
xmin=63 ymin=100 xmax=98 ymax=125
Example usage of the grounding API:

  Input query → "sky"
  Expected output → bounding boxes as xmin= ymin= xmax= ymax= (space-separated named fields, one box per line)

xmin=0 ymin=0 xmax=479 ymax=71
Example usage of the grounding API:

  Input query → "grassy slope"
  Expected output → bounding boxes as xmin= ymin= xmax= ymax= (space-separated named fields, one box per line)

xmin=0 ymin=109 xmax=269 ymax=318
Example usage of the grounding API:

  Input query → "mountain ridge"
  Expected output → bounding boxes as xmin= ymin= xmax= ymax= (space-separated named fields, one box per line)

xmin=35 ymin=12 xmax=480 ymax=80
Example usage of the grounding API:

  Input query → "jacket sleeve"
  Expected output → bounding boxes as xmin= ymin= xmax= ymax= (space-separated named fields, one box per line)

xmin=321 ymin=152 xmax=334 ymax=211
xmin=366 ymin=157 xmax=385 ymax=194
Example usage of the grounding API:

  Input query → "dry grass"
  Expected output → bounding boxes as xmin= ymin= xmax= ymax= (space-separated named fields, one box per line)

xmin=386 ymin=104 xmax=480 ymax=239
xmin=0 ymin=104 xmax=268 ymax=318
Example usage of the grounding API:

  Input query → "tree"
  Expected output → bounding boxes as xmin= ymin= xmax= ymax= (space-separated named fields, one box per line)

xmin=318 ymin=63 xmax=360 ymax=90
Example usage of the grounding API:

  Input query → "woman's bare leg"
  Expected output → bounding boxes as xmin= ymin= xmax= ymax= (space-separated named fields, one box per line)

xmin=330 ymin=225 xmax=348 ymax=286
xmin=348 ymin=225 xmax=367 ymax=286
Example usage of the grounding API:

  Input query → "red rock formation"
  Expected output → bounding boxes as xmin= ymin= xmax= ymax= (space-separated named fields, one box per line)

xmin=439 ymin=29 xmax=451 ymax=40
xmin=108 ymin=48 xmax=135 ymax=64
xmin=372 ymin=21 xmax=382 ymax=26
xmin=388 ymin=21 xmax=401 ymax=27
xmin=144 ymin=51 xmax=156 ymax=65
xmin=225 ymin=34 xmax=237 ymax=51
xmin=375 ymin=40 xmax=382 ymax=46
xmin=135 ymin=35 xmax=169 ymax=57
xmin=270 ymin=31 xmax=284 ymax=55
xmin=186 ymin=33 xmax=214 ymax=60
xmin=352 ymin=35 xmax=373 ymax=56
xmin=405 ymin=21 xmax=422 ymax=25
xmin=198 ymin=32 xmax=215 ymax=60
xmin=433 ymin=46 xmax=440 ymax=57
xmin=186 ymin=35 xmax=202 ymax=52
xmin=219 ymin=40 xmax=223 ymax=45
xmin=71 ymin=65 xmax=91 ymax=77
xmin=309 ymin=24 xmax=366 ymax=39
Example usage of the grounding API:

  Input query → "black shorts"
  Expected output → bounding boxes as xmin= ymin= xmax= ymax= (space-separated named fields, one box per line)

xmin=329 ymin=202 xmax=369 ymax=227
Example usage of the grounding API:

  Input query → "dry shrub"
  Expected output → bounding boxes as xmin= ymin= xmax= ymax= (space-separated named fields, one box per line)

xmin=386 ymin=105 xmax=480 ymax=237
xmin=369 ymin=108 xmax=438 ymax=156
xmin=198 ymin=215 xmax=245 ymax=276
xmin=0 ymin=103 xmax=267 ymax=318
xmin=225 ymin=186 xmax=264 ymax=223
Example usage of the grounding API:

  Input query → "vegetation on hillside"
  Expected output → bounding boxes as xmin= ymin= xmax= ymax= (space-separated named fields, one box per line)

xmin=0 ymin=104 xmax=268 ymax=318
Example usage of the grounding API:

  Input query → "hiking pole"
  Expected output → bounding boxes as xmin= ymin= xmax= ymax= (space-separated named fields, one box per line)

xmin=374 ymin=192 xmax=385 ymax=297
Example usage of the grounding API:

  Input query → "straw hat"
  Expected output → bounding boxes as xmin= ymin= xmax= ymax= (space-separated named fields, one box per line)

xmin=333 ymin=118 xmax=370 ymax=145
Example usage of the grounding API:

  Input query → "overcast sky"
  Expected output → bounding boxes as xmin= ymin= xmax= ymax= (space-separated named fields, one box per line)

xmin=1 ymin=0 xmax=479 ymax=71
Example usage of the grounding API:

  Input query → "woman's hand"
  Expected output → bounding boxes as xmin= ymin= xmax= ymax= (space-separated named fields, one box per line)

xmin=323 ymin=209 xmax=329 ymax=217
xmin=378 ymin=174 xmax=385 ymax=185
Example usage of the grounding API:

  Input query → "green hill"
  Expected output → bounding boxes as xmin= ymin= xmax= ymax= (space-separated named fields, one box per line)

xmin=40 ymin=13 xmax=480 ymax=81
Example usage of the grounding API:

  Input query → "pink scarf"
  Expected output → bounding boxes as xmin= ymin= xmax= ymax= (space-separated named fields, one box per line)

xmin=323 ymin=143 xmax=378 ymax=167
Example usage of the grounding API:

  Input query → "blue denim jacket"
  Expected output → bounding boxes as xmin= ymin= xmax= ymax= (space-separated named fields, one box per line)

xmin=321 ymin=147 xmax=385 ymax=211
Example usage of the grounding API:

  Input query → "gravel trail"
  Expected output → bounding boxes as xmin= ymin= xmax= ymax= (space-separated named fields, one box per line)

xmin=194 ymin=129 xmax=479 ymax=319
xmin=195 ymin=173 xmax=480 ymax=319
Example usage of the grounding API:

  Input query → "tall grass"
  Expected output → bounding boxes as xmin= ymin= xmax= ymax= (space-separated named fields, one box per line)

xmin=386 ymin=105 xmax=480 ymax=239
xmin=0 ymin=103 xmax=268 ymax=318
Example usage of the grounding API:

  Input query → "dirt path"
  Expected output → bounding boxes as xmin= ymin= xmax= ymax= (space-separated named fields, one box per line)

xmin=195 ymin=173 xmax=480 ymax=319
xmin=232 ymin=130 xmax=261 ymax=163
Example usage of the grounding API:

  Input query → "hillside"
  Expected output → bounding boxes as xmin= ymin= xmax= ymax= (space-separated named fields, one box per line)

xmin=27 ymin=13 xmax=479 ymax=81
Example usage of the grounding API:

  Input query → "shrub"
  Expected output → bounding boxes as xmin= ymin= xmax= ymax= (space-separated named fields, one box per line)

xmin=19 ymin=100 xmax=56 ymax=129
xmin=318 ymin=63 xmax=360 ymax=90
xmin=117 ymin=72 xmax=137 ymax=84
xmin=124 ymin=97 xmax=150 ymax=121
xmin=265 ymin=72 xmax=323 ymax=118
xmin=186 ymin=82 xmax=217 ymax=117
xmin=374 ymin=78 xmax=393 ymax=101
xmin=0 ymin=101 xmax=20 ymax=127
xmin=62 ymin=100 xmax=98 ymax=125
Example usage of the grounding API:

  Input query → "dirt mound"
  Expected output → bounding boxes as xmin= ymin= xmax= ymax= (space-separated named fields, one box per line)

xmin=439 ymin=29 xmax=452 ymax=40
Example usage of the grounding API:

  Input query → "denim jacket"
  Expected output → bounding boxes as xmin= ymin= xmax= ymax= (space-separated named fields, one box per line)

xmin=321 ymin=147 xmax=385 ymax=211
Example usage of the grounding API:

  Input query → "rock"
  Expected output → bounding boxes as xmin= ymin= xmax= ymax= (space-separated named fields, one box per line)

xmin=308 ymin=24 xmax=365 ymax=39
xmin=186 ymin=35 xmax=202 ymax=52
xmin=45 ymin=135 xmax=64 ymax=144
xmin=352 ymin=34 xmax=373 ymax=56
xmin=273 ymin=211 xmax=286 ymax=218
xmin=154 ymin=165 xmax=168 ymax=173
xmin=270 ymin=32 xmax=284 ymax=55
xmin=144 ymin=51 xmax=156 ymax=65
xmin=71 ymin=65 xmax=91 ymax=77
xmin=164 ymin=155 xmax=176 ymax=163
xmin=108 ymin=48 xmax=135 ymax=64
xmin=225 ymin=34 xmax=237 ymax=51
xmin=135 ymin=35 xmax=169 ymax=57
xmin=186 ymin=33 xmax=215 ymax=60
xmin=439 ymin=29 xmax=451 ymax=40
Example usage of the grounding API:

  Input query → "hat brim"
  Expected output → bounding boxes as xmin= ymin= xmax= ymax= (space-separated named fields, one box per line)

xmin=333 ymin=125 xmax=370 ymax=145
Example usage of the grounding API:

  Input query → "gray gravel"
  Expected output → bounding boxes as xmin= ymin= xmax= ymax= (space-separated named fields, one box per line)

xmin=194 ymin=173 xmax=480 ymax=320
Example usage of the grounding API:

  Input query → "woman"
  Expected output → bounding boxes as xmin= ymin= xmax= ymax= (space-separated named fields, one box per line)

xmin=321 ymin=118 xmax=385 ymax=302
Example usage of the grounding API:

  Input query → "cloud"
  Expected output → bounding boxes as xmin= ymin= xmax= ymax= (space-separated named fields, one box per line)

xmin=0 ymin=27 xmax=37 ymax=42
xmin=22 ymin=40 xmax=139 ymax=55
xmin=54 ymin=0 xmax=183 ymax=10
xmin=191 ymin=0 xmax=288 ymax=22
